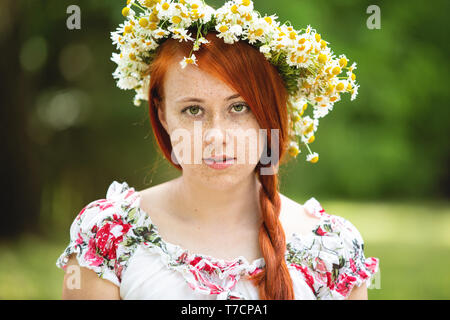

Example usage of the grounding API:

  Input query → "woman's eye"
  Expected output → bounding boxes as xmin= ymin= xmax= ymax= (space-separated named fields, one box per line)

xmin=231 ymin=104 xmax=248 ymax=113
xmin=183 ymin=106 xmax=202 ymax=116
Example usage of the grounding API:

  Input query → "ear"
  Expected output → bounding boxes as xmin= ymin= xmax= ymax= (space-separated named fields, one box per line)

xmin=157 ymin=105 xmax=168 ymax=133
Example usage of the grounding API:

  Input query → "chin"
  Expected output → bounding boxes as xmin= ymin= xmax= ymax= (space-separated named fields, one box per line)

xmin=181 ymin=163 xmax=257 ymax=190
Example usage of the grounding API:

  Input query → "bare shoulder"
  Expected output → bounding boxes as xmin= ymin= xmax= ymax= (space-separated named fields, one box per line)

xmin=278 ymin=193 xmax=321 ymax=238
xmin=61 ymin=254 xmax=120 ymax=300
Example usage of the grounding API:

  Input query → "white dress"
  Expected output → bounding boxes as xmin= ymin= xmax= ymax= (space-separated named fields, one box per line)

xmin=56 ymin=181 xmax=380 ymax=300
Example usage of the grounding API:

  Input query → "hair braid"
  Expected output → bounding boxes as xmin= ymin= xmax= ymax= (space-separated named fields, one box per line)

xmin=248 ymin=166 xmax=295 ymax=300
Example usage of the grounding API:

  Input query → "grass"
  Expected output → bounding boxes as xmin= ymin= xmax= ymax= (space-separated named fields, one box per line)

xmin=0 ymin=200 xmax=449 ymax=299
xmin=322 ymin=199 xmax=450 ymax=299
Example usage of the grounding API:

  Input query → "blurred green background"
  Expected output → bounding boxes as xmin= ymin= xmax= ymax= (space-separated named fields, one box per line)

xmin=0 ymin=0 xmax=448 ymax=299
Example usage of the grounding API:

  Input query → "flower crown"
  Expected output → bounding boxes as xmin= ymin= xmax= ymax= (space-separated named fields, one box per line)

xmin=111 ymin=0 xmax=359 ymax=163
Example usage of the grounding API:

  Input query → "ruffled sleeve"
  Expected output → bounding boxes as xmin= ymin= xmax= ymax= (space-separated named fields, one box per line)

xmin=55 ymin=181 xmax=142 ymax=287
xmin=294 ymin=197 xmax=380 ymax=300
xmin=327 ymin=215 xmax=380 ymax=299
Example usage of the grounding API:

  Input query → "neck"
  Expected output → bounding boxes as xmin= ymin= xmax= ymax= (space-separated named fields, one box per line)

xmin=171 ymin=172 xmax=262 ymax=227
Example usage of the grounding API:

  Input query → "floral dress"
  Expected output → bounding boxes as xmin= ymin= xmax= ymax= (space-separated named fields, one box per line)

xmin=56 ymin=181 xmax=380 ymax=300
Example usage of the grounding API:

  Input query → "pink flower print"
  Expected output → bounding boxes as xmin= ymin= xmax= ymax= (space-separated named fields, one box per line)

xmin=177 ymin=252 xmax=188 ymax=264
xmin=336 ymin=273 xmax=357 ymax=297
xmin=85 ymin=237 xmax=104 ymax=267
xmin=94 ymin=219 xmax=132 ymax=260
xmin=357 ymin=269 xmax=369 ymax=280
xmin=76 ymin=207 xmax=86 ymax=220
xmin=291 ymin=263 xmax=315 ymax=293
xmin=124 ymin=189 xmax=134 ymax=199
xmin=76 ymin=232 xmax=84 ymax=245
xmin=315 ymin=257 xmax=328 ymax=273
xmin=99 ymin=202 xmax=114 ymax=211
xmin=315 ymin=226 xmax=327 ymax=236
xmin=249 ymin=267 xmax=263 ymax=277
xmin=364 ymin=257 xmax=379 ymax=274
xmin=326 ymin=271 xmax=335 ymax=290
xmin=349 ymin=257 xmax=357 ymax=273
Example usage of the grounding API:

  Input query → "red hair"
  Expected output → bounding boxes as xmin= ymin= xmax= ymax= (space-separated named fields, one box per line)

xmin=147 ymin=28 xmax=295 ymax=300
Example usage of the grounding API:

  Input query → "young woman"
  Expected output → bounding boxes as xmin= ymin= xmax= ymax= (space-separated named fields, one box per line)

xmin=56 ymin=1 xmax=379 ymax=300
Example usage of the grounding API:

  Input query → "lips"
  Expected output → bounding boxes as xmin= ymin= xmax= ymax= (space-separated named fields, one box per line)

xmin=203 ymin=155 xmax=236 ymax=163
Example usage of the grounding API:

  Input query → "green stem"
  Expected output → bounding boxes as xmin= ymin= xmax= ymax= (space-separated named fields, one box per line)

xmin=304 ymin=141 xmax=313 ymax=155
xmin=131 ymin=2 xmax=146 ymax=13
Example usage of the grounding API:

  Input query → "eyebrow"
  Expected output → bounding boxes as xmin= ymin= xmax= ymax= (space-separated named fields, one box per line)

xmin=176 ymin=93 xmax=241 ymax=103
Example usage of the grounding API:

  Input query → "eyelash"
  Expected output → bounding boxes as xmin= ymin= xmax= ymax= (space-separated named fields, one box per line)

xmin=181 ymin=103 xmax=249 ymax=117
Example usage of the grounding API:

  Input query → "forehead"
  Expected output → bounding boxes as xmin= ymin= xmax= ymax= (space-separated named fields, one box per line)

xmin=163 ymin=55 xmax=238 ymax=102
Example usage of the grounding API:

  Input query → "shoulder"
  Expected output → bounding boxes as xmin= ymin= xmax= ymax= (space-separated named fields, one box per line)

xmin=69 ymin=181 xmax=143 ymax=242
xmin=278 ymin=193 xmax=322 ymax=238
xmin=56 ymin=181 xmax=150 ymax=286
xmin=283 ymin=196 xmax=380 ymax=299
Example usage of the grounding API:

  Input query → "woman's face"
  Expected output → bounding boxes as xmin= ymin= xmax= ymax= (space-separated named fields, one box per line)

xmin=158 ymin=53 xmax=264 ymax=189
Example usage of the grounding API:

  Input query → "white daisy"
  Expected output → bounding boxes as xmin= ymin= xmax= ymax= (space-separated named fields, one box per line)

xmin=169 ymin=27 xmax=195 ymax=42
xmin=351 ymin=83 xmax=359 ymax=101
xmin=179 ymin=54 xmax=198 ymax=69
xmin=306 ymin=152 xmax=319 ymax=163
xmin=152 ymin=28 xmax=170 ymax=39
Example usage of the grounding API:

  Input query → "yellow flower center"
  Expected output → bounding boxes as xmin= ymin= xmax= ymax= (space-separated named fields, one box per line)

xmin=310 ymin=156 xmax=319 ymax=163
xmin=149 ymin=13 xmax=159 ymax=22
xmin=308 ymin=135 xmax=315 ymax=143
xmin=254 ymin=28 xmax=264 ymax=36
xmin=172 ymin=16 xmax=182 ymax=24
xmin=162 ymin=3 xmax=170 ymax=10
xmin=139 ymin=17 xmax=149 ymax=27
xmin=318 ymin=54 xmax=327 ymax=64
xmin=242 ymin=0 xmax=251 ymax=6
xmin=336 ymin=82 xmax=345 ymax=91
xmin=144 ymin=0 xmax=156 ymax=7
xmin=219 ymin=25 xmax=228 ymax=33
xmin=305 ymin=124 xmax=314 ymax=134
xmin=121 ymin=7 xmax=130 ymax=17
xmin=288 ymin=146 xmax=300 ymax=157
xmin=339 ymin=57 xmax=348 ymax=68
xmin=292 ymin=114 xmax=301 ymax=122
xmin=124 ymin=25 xmax=133 ymax=33
xmin=332 ymin=66 xmax=341 ymax=75
xmin=231 ymin=5 xmax=239 ymax=13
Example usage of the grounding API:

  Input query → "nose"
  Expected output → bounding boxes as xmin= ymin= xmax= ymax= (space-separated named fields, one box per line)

xmin=203 ymin=115 xmax=234 ymax=156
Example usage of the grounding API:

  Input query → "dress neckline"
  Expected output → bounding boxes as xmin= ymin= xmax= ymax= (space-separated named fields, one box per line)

xmin=132 ymin=188 xmax=328 ymax=269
